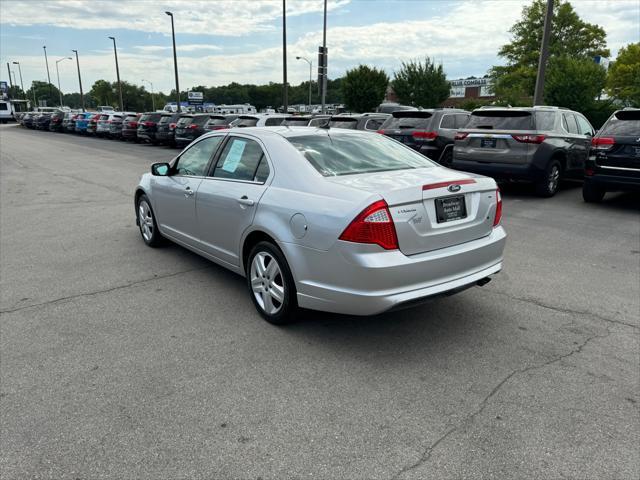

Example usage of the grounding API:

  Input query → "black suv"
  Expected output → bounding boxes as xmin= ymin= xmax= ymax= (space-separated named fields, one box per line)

xmin=453 ymin=106 xmax=595 ymax=197
xmin=378 ymin=109 xmax=470 ymax=165
xmin=174 ymin=114 xmax=211 ymax=147
xmin=49 ymin=111 xmax=65 ymax=132
xmin=328 ymin=113 xmax=390 ymax=131
xmin=137 ymin=112 xmax=164 ymax=144
xmin=204 ymin=114 xmax=238 ymax=131
xmin=156 ymin=112 xmax=181 ymax=146
xmin=583 ymin=108 xmax=640 ymax=202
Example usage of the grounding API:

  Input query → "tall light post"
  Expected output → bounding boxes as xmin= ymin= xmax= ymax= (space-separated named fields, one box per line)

xmin=296 ymin=56 xmax=312 ymax=112
xmin=282 ymin=0 xmax=288 ymax=113
xmin=165 ymin=11 xmax=181 ymax=112
xmin=55 ymin=57 xmax=72 ymax=107
xmin=43 ymin=45 xmax=53 ymax=101
xmin=321 ymin=0 xmax=327 ymax=114
xmin=11 ymin=70 xmax=17 ymax=89
xmin=142 ymin=79 xmax=155 ymax=111
xmin=108 ymin=36 xmax=124 ymax=111
xmin=533 ymin=0 xmax=554 ymax=105
xmin=71 ymin=50 xmax=85 ymax=112
xmin=12 ymin=62 xmax=25 ymax=98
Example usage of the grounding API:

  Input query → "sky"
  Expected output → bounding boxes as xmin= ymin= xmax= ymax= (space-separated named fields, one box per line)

xmin=1 ymin=0 xmax=638 ymax=95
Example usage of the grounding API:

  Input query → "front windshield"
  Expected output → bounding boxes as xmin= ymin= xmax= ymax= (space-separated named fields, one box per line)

xmin=287 ymin=133 xmax=435 ymax=177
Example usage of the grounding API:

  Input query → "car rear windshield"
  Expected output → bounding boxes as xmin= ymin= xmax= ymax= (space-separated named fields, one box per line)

xmin=192 ymin=115 xmax=210 ymax=126
xmin=0 ymin=103 xmax=8 ymax=110
xmin=124 ymin=115 xmax=138 ymax=122
xmin=235 ymin=116 xmax=259 ymax=127
xmin=177 ymin=116 xmax=194 ymax=126
xmin=467 ymin=110 xmax=533 ymax=130
xmin=380 ymin=111 xmax=433 ymax=130
xmin=158 ymin=115 xmax=175 ymax=124
xmin=287 ymin=133 xmax=435 ymax=176
xmin=329 ymin=118 xmax=358 ymax=129
xmin=99 ymin=114 xmax=109 ymax=121
xmin=601 ymin=110 xmax=640 ymax=135
xmin=140 ymin=113 xmax=162 ymax=122
xmin=283 ymin=117 xmax=311 ymax=126
xmin=205 ymin=117 xmax=228 ymax=126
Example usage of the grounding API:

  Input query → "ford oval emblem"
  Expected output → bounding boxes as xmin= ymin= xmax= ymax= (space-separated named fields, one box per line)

xmin=448 ymin=184 xmax=462 ymax=193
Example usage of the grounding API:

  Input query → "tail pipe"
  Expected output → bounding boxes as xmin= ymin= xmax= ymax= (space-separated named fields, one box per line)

xmin=476 ymin=277 xmax=492 ymax=287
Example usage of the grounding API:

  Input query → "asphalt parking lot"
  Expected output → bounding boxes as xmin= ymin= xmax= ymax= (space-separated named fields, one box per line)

xmin=1 ymin=124 xmax=638 ymax=479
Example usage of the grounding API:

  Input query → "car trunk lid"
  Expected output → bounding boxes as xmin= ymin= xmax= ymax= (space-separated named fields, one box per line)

xmin=593 ymin=111 xmax=640 ymax=171
xmin=326 ymin=168 xmax=499 ymax=255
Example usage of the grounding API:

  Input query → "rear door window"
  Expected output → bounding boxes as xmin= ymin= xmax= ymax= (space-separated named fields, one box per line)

xmin=213 ymin=137 xmax=269 ymax=182
xmin=575 ymin=115 xmax=593 ymax=136
xmin=467 ymin=110 xmax=533 ymax=130
xmin=562 ymin=113 xmax=579 ymax=134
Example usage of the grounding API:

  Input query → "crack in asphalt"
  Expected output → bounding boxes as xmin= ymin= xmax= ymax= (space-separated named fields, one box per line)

xmin=487 ymin=289 xmax=638 ymax=330
xmin=0 ymin=266 xmax=212 ymax=315
xmin=391 ymin=330 xmax=611 ymax=479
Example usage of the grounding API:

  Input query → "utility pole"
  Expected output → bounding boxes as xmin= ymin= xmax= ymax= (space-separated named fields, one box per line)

xmin=72 ymin=50 xmax=85 ymax=112
xmin=321 ymin=0 xmax=327 ymax=114
xmin=282 ymin=0 xmax=288 ymax=113
xmin=12 ymin=62 xmax=25 ymax=98
xmin=533 ymin=0 xmax=554 ymax=106
xmin=56 ymin=57 xmax=71 ymax=107
xmin=108 ymin=37 xmax=124 ymax=111
xmin=296 ymin=56 xmax=312 ymax=112
xmin=43 ymin=46 xmax=53 ymax=101
xmin=166 ymin=12 xmax=181 ymax=113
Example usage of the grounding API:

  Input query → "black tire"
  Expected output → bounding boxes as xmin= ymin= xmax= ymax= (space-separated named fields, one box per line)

xmin=439 ymin=148 xmax=453 ymax=167
xmin=246 ymin=241 xmax=298 ymax=325
xmin=136 ymin=194 xmax=163 ymax=247
xmin=582 ymin=181 xmax=605 ymax=203
xmin=535 ymin=159 xmax=562 ymax=197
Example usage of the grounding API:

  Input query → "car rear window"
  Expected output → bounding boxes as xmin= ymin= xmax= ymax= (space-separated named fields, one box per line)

xmin=601 ymin=110 xmax=640 ymax=135
xmin=235 ymin=116 xmax=259 ymax=127
xmin=177 ymin=116 xmax=194 ymax=126
xmin=124 ymin=115 xmax=138 ymax=122
xmin=192 ymin=115 xmax=210 ymax=126
xmin=99 ymin=114 xmax=109 ymax=121
xmin=0 ymin=103 xmax=8 ymax=111
xmin=140 ymin=113 xmax=162 ymax=122
xmin=158 ymin=115 xmax=174 ymax=124
xmin=287 ymin=133 xmax=435 ymax=177
xmin=329 ymin=118 xmax=358 ymax=129
xmin=380 ymin=111 xmax=434 ymax=130
xmin=467 ymin=110 xmax=533 ymax=130
xmin=205 ymin=116 xmax=228 ymax=126
xmin=283 ymin=117 xmax=311 ymax=126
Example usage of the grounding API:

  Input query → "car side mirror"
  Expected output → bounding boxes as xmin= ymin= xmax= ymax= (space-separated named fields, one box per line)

xmin=151 ymin=162 xmax=170 ymax=176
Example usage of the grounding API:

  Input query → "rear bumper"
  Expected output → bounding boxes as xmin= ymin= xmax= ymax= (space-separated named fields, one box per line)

xmin=122 ymin=129 xmax=137 ymax=138
xmin=451 ymin=159 xmax=543 ymax=181
xmin=585 ymin=172 xmax=640 ymax=191
xmin=285 ymin=226 xmax=506 ymax=316
xmin=138 ymin=131 xmax=156 ymax=141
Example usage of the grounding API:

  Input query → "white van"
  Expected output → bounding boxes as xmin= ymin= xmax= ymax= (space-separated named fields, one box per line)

xmin=0 ymin=100 xmax=13 ymax=123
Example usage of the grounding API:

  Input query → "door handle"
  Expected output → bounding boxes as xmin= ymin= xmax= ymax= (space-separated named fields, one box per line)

xmin=184 ymin=187 xmax=194 ymax=198
xmin=237 ymin=196 xmax=255 ymax=206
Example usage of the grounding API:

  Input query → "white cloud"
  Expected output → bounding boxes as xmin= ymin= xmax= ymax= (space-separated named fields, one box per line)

xmin=134 ymin=44 xmax=222 ymax=53
xmin=0 ymin=0 xmax=351 ymax=37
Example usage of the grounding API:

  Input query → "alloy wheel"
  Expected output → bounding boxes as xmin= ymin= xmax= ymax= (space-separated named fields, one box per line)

xmin=250 ymin=252 xmax=285 ymax=315
xmin=548 ymin=164 xmax=560 ymax=193
xmin=138 ymin=200 xmax=154 ymax=241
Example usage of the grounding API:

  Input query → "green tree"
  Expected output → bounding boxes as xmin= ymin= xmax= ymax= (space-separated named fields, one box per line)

xmin=491 ymin=0 xmax=609 ymax=102
xmin=545 ymin=55 xmax=606 ymax=111
xmin=391 ymin=58 xmax=449 ymax=108
xmin=606 ymin=42 xmax=640 ymax=107
xmin=341 ymin=65 xmax=389 ymax=113
xmin=89 ymin=80 xmax=115 ymax=107
xmin=26 ymin=80 xmax=61 ymax=108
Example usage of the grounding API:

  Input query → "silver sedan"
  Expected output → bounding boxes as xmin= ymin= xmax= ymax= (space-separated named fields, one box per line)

xmin=135 ymin=127 xmax=506 ymax=324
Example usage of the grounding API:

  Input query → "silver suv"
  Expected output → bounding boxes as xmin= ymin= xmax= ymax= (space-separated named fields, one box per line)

xmin=452 ymin=106 xmax=595 ymax=197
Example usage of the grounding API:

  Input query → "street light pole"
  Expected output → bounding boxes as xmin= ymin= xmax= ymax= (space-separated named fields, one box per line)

xmin=165 ymin=12 xmax=181 ymax=113
xmin=43 ymin=46 xmax=53 ymax=101
xmin=321 ymin=0 xmax=327 ymax=114
xmin=108 ymin=36 xmax=124 ymax=111
xmin=142 ymin=79 xmax=155 ymax=111
xmin=533 ymin=0 xmax=554 ymax=106
xmin=296 ymin=56 xmax=312 ymax=112
xmin=6 ymin=63 xmax=12 ymax=87
xmin=12 ymin=62 xmax=25 ymax=98
xmin=282 ymin=0 xmax=288 ymax=113
xmin=55 ymin=57 xmax=71 ymax=107
xmin=71 ymin=50 xmax=85 ymax=112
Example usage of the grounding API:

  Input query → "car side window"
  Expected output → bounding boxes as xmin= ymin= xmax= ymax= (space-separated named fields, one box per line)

xmin=213 ymin=137 xmax=269 ymax=182
xmin=440 ymin=115 xmax=456 ymax=129
xmin=563 ymin=113 xmax=579 ymax=134
xmin=575 ymin=115 xmax=593 ymax=136
xmin=175 ymin=136 xmax=223 ymax=176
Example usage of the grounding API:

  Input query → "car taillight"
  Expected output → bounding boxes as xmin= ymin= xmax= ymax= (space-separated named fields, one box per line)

xmin=169 ymin=123 xmax=176 ymax=129
xmin=376 ymin=129 xmax=386 ymax=134
xmin=412 ymin=131 xmax=437 ymax=140
xmin=511 ymin=134 xmax=546 ymax=144
xmin=454 ymin=132 xmax=469 ymax=141
xmin=591 ymin=137 xmax=614 ymax=150
xmin=210 ymin=125 xmax=227 ymax=130
xmin=585 ymin=168 xmax=595 ymax=176
xmin=339 ymin=200 xmax=399 ymax=250
xmin=493 ymin=189 xmax=502 ymax=227
xmin=187 ymin=124 xmax=198 ymax=130
xmin=143 ymin=121 xmax=156 ymax=127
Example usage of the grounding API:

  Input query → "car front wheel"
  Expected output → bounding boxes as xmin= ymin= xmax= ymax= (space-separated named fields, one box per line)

xmin=247 ymin=241 xmax=298 ymax=325
xmin=137 ymin=194 xmax=163 ymax=247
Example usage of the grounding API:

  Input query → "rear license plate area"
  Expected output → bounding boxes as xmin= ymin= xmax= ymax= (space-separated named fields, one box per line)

xmin=480 ymin=138 xmax=496 ymax=148
xmin=435 ymin=195 xmax=467 ymax=223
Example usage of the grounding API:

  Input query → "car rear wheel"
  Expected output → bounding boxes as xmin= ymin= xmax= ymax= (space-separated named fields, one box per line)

xmin=582 ymin=181 xmax=605 ymax=203
xmin=136 ymin=194 xmax=163 ymax=247
xmin=247 ymin=241 xmax=298 ymax=325
xmin=535 ymin=159 xmax=562 ymax=197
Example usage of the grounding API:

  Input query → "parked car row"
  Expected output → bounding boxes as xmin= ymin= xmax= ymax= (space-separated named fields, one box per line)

xmin=15 ymin=105 xmax=638 ymax=201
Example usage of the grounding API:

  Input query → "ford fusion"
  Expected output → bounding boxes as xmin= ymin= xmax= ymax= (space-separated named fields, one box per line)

xmin=135 ymin=127 xmax=506 ymax=324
